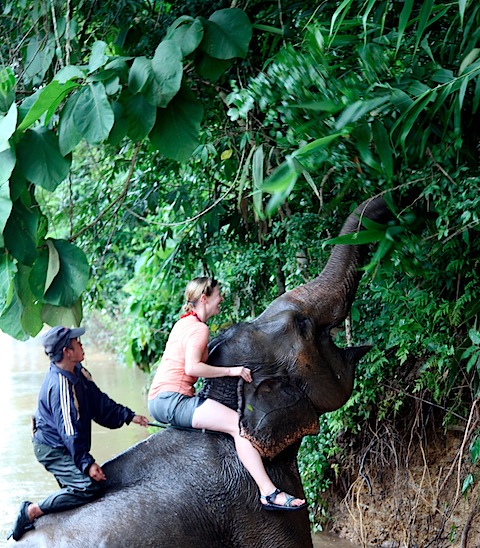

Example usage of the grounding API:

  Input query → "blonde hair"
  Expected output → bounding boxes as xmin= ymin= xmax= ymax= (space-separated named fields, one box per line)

xmin=184 ymin=277 xmax=218 ymax=312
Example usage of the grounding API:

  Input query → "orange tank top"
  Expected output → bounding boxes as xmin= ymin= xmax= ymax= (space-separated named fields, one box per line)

xmin=148 ymin=313 xmax=209 ymax=399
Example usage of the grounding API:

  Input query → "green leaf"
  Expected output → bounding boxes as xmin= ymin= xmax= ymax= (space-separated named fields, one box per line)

xmin=149 ymin=86 xmax=204 ymax=163
xmin=372 ymin=120 xmax=394 ymax=181
xmin=396 ymin=0 xmax=414 ymax=53
xmin=30 ymin=239 xmax=90 ymax=307
xmin=471 ymin=435 xmax=480 ymax=463
xmin=0 ymin=250 xmax=17 ymax=316
xmin=167 ymin=17 xmax=204 ymax=57
xmin=293 ymin=133 xmax=343 ymax=160
xmin=58 ymin=91 xmax=83 ymax=155
xmin=89 ymin=41 xmax=109 ymax=73
xmin=107 ymin=102 xmax=129 ymax=146
xmin=0 ymin=147 xmax=15 ymax=241
xmin=24 ymin=34 xmax=55 ymax=86
xmin=200 ymin=8 xmax=252 ymax=60
xmin=469 ymin=329 xmax=480 ymax=346
xmin=3 ymin=199 xmax=39 ymax=266
xmin=415 ymin=0 xmax=435 ymax=52
xmin=45 ymin=239 xmax=61 ymax=293
xmin=262 ymin=157 xmax=302 ymax=214
xmin=325 ymin=229 xmax=387 ymax=246
xmin=459 ymin=0 xmax=467 ymax=26
xmin=145 ymin=41 xmax=183 ymax=108
xmin=354 ymin=123 xmax=381 ymax=172
xmin=41 ymin=298 xmax=83 ymax=329
xmin=17 ymin=265 xmax=43 ymax=336
xmin=128 ymin=56 xmax=151 ymax=95
xmin=195 ymin=52 xmax=231 ymax=82
xmin=335 ymin=96 xmax=390 ymax=130
xmin=54 ymin=65 xmax=86 ymax=84
xmin=460 ymin=49 xmax=480 ymax=75
xmin=16 ymin=79 xmax=79 ymax=133
xmin=462 ymin=473 xmax=474 ymax=495
xmin=0 ymin=103 xmax=17 ymax=153
xmin=0 ymin=67 xmax=16 ymax=115
xmin=122 ymin=92 xmax=157 ymax=141
xmin=0 ymin=289 xmax=29 ymax=341
xmin=252 ymin=145 xmax=264 ymax=189
xmin=262 ymin=156 xmax=300 ymax=194
xmin=16 ymin=127 xmax=71 ymax=191
xmin=73 ymin=83 xmax=115 ymax=144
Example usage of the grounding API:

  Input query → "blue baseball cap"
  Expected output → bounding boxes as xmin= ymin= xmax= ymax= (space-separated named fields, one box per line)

xmin=43 ymin=326 xmax=85 ymax=357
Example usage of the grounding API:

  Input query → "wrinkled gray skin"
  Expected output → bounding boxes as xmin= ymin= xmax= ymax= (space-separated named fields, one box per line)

xmin=9 ymin=196 xmax=390 ymax=548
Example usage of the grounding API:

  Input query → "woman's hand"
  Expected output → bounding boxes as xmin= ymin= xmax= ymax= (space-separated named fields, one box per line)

xmin=228 ymin=366 xmax=252 ymax=383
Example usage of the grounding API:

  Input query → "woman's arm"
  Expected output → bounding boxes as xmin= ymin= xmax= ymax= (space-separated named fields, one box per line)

xmin=184 ymin=333 xmax=252 ymax=382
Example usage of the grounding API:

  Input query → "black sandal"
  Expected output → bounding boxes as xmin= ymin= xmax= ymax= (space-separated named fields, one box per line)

xmin=260 ymin=488 xmax=307 ymax=511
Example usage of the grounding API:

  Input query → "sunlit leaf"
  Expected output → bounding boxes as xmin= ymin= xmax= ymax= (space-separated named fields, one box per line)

xmin=0 ymin=103 xmax=17 ymax=153
xmin=88 ymin=41 xmax=108 ymax=73
xmin=16 ymin=79 xmax=78 ymax=133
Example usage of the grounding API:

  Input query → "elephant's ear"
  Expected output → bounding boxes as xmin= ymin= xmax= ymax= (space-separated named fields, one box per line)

xmin=238 ymin=378 xmax=319 ymax=459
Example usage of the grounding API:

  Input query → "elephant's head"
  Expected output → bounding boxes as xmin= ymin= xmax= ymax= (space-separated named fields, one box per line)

xmin=200 ymin=196 xmax=391 ymax=459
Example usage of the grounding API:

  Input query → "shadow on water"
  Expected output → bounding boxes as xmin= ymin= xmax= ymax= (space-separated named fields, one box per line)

xmin=0 ymin=331 xmax=359 ymax=548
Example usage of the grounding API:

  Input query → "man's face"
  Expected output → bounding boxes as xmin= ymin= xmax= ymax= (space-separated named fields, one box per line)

xmin=67 ymin=338 xmax=85 ymax=362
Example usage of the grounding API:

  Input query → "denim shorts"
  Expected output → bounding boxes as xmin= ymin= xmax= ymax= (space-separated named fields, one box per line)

xmin=148 ymin=391 xmax=205 ymax=428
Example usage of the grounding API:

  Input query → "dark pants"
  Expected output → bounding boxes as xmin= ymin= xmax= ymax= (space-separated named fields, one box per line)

xmin=33 ymin=441 xmax=104 ymax=515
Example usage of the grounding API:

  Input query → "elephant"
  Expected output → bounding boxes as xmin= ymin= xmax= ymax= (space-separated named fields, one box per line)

xmin=8 ymin=195 xmax=391 ymax=548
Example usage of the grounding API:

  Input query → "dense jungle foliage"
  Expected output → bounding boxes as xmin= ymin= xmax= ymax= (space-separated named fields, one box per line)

xmin=1 ymin=0 xmax=480 ymax=540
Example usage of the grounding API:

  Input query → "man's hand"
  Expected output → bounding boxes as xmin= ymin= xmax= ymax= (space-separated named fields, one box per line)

xmin=88 ymin=462 xmax=106 ymax=482
xmin=131 ymin=415 xmax=149 ymax=427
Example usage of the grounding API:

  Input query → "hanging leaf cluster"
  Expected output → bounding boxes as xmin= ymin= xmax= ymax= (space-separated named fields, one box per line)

xmin=0 ymin=7 xmax=252 ymax=339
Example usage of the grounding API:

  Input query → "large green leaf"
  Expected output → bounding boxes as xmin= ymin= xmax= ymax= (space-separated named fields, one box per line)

xmin=58 ymin=92 xmax=83 ymax=155
xmin=0 ymin=289 xmax=29 ymax=340
xmin=0 ymin=147 xmax=15 ymax=240
xmin=195 ymin=52 xmax=231 ymax=82
xmin=128 ymin=56 xmax=151 ymax=95
xmin=167 ymin=17 xmax=204 ymax=57
xmin=73 ymin=83 xmax=115 ymax=144
xmin=41 ymin=298 xmax=83 ymax=329
xmin=107 ymin=102 xmax=129 ymax=146
xmin=0 ymin=67 xmax=16 ymax=115
xmin=200 ymin=8 xmax=252 ymax=60
xmin=16 ymin=79 xmax=79 ymax=133
xmin=148 ymin=41 xmax=183 ymax=107
xmin=30 ymin=239 xmax=90 ymax=307
xmin=3 ymin=199 xmax=39 ymax=266
xmin=16 ymin=265 xmax=43 ymax=335
xmin=16 ymin=127 xmax=71 ymax=191
xmin=122 ymin=92 xmax=157 ymax=141
xmin=149 ymin=86 xmax=204 ymax=162
xmin=88 ymin=41 xmax=109 ymax=73
xmin=0 ymin=103 xmax=17 ymax=153
xmin=0 ymin=250 xmax=16 ymax=316
xmin=24 ymin=34 xmax=55 ymax=86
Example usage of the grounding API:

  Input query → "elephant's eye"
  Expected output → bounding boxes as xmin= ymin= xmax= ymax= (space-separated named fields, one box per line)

xmin=295 ymin=316 xmax=312 ymax=338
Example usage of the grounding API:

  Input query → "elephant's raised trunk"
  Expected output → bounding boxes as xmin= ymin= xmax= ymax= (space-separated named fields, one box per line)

xmin=257 ymin=196 xmax=391 ymax=328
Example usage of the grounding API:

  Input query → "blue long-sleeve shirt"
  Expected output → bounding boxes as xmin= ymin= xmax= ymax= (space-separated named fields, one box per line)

xmin=33 ymin=362 xmax=135 ymax=474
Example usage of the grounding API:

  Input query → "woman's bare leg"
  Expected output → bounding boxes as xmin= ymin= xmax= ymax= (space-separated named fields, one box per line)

xmin=192 ymin=398 xmax=305 ymax=507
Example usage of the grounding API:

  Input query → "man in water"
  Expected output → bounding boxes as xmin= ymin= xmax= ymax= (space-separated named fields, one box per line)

xmin=7 ymin=325 xmax=149 ymax=541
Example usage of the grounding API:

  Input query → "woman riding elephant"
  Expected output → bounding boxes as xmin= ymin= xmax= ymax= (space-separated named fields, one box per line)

xmin=147 ymin=276 xmax=306 ymax=511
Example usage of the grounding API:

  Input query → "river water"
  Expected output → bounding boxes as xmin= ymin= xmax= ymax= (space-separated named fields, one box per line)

xmin=0 ymin=331 xmax=357 ymax=548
